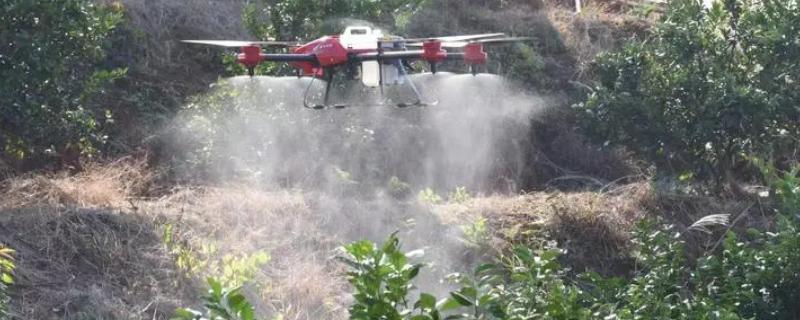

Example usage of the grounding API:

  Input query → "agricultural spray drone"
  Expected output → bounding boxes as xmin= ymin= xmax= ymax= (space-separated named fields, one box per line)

xmin=183 ymin=26 xmax=531 ymax=109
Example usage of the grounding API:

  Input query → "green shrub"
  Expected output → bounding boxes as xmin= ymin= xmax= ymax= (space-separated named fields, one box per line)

xmin=163 ymin=224 xmax=270 ymax=288
xmin=690 ymin=162 xmax=800 ymax=319
xmin=173 ymin=278 xmax=256 ymax=320
xmin=388 ymin=176 xmax=412 ymax=199
xmin=0 ymin=245 xmax=14 ymax=320
xmin=417 ymin=188 xmax=442 ymax=205
xmin=578 ymin=0 xmax=800 ymax=182
xmin=460 ymin=217 xmax=491 ymax=250
xmin=448 ymin=187 xmax=472 ymax=204
xmin=338 ymin=232 xmax=445 ymax=320
xmin=0 ymin=0 xmax=124 ymax=160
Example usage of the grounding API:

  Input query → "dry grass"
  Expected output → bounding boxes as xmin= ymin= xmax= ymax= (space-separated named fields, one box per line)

xmin=2 ymin=157 xmax=759 ymax=320
xmin=0 ymin=160 xmax=186 ymax=319
xmin=544 ymin=0 xmax=654 ymax=81
xmin=144 ymin=186 xmax=350 ymax=320
xmin=0 ymin=158 xmax=762 ymax=319
xmin=434 ymin=182 xmax=653 ymax=276
xmin=0 ymin=157 xmax=153 ymax=209
xmin=0 ymin=207 xmax=190 ymax=319
xmin=1 ymin=161 xmax=350 ymax=319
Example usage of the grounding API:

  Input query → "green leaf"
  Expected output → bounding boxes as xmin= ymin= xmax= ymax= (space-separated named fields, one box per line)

xmin=207 ymin=277 xmax=222 ymax=297
xmin=449 ymin=292 xmax=473 ymax=307
xmin=437 ymin=297 xmax=462 ymax=311
xmin=416 ymin=293 xmax=437 ymax=310
xmin=1 ymin=273 xmax=14 ymax=285
xmin=513 ymin=246 xmax=534 ymax=263
xmin=408 ymin=263 xmax=422 ymax=279
xmin=474 ymin=263 xmax=498 ymax=275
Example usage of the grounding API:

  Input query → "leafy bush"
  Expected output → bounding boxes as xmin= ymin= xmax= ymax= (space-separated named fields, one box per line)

xmin=417 ymin=188 xmax=443 ymax=205
xmin=448 ymin=187 xmax=472 ymax=204
xmin=388 ymin=176 xmax=412 ymax=199
xmin=338 ymin=233 xmax=444 ymax=320
xmin=173 ymin=278 xmax=256 ymax=320
xmin=578 ymin=0 xmax=800 ymax=182
xmin=0 ymin=0 xmax=124 ymax=160
xmin=0 ymin=245 xmax=14 ymax=320
xmin=163 ymin=224 xmax=270 ymax=288
xmin=689 ymin=162 xmax=800 ymax=319
xmin=460 ymin=217 xmax=491 ymax=250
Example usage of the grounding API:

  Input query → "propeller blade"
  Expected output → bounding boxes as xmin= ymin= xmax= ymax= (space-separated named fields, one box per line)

xmin=476 ymin=36 xmax=534 ymax=44
xmin=181 ymin=40 xmax=299 ymax=47
xmin=388 ymin=33 xmax=506 ymax=43
xmin=406 ymin=37 xmax=533 ymax=48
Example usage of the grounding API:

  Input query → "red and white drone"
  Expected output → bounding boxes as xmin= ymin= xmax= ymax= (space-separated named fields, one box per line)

xmin=183 ymin=26 xmax=530 ymax=109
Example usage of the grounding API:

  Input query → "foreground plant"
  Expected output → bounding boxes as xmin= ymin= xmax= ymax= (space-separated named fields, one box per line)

xmin=338 ymin=232 xmax=444 ymax=320
xmin=173 ymin=278 xmax=255 ymax=320
xmin=0 ymin=245 xmax=15 ymax=320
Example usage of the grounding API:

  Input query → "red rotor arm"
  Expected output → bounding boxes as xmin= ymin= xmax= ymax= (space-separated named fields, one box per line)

xmin=236 ymin=45 xmax=318 ymax=76
xmin=420 ymin=40 xmax=486 ymax=74
xmin=182 ymin=40 xmax=316 ymax=77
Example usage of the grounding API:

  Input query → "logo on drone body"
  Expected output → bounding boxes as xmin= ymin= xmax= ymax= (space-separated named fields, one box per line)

xmin=315 ymin=43 xmax=335 ymax=51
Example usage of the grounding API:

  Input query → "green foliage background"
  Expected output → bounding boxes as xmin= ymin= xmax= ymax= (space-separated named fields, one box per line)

xmin=578 ymin=0 xmax=800 ymax=182
xmin=0 ymin=0 xmax=123 ymax=161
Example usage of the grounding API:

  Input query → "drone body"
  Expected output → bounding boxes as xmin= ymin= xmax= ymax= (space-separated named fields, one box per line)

xmin=183 ymin=26 xmax=530 ymax=109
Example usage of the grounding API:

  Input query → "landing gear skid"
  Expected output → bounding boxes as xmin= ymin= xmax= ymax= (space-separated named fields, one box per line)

xmin=305 ymin=100 xmax=436 ymax=110
xmin=302 ymin=64 xmax=435 ymax=110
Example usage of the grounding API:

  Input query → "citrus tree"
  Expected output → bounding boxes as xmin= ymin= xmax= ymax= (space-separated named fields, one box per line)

xmin=0 ymin=0 xmax=123 ymax=161
xmin=578 ymin=0 xmax=800 ymax=183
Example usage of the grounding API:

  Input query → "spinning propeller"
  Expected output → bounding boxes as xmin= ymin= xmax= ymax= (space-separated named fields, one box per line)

xmin=181 ymin=40 xmax=300 ymax=47
xmin=406 ymin=36 xmax=534 ymax=48
xmin=394 ymin=32 xmax=507 ymax=43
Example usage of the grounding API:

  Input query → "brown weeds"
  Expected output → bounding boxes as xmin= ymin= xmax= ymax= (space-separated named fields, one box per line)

xmin=145 ymin=186 xmax=349 ymax=320
xmin=438 ymin=182 xmax=652 ymax=277
xmin=0 ymin=158 xmax=153 ymax=209
xmin=0 ymin=207 xmax=189 ymax=319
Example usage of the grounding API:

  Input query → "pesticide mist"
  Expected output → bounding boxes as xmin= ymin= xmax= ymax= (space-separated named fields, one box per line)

xmin=169 ymin=73 xmax=548 ymax=318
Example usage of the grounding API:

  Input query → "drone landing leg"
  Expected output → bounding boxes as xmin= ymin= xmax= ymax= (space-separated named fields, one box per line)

xmin=395 ymin=62 xmax=435 ymax=108
xmin=323 ymin=72 xmax=333 ymax=106
xmin=302 ymin=72 xmax=329 ymax=110
xmin=323 ymin=69 xmax=347 ymax=109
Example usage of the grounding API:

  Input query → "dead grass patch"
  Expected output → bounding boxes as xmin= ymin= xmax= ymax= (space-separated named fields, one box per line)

xmin=146 ymin=186 xmax=349 ymax=319
xmin=0 ymin=207 xmax=189 ymax=319
xmin=436 ymin=182 xmax=652 ymax=276
xmin=0 ymin=158 xmax=153 ymax=209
